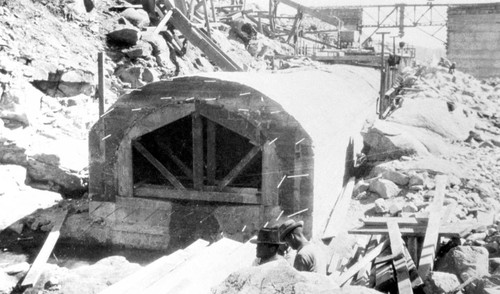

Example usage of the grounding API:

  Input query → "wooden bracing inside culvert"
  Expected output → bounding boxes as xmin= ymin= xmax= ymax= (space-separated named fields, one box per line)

xmin=131 ymin=101 xmax=266 ymax=204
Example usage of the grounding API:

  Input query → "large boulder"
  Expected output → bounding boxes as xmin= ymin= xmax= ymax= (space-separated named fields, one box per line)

xmin=121 ymin=8 xmax=150 ymax=28
xmin=387 ymin=98 xmax=474 ymax=140
xmin=369 ymin=179 xmax=401 ymax=199
xmin=107 ymin=28 xmax=141 ymax=46
xmin=212 ymin=259 xmax=340 ymax=294
xmin=0 ymin=80 xmax=44 ymax=126
xmin=435 ymin=246 xmax=489 ymax=293
xmin=424 ymin=271 xmax=461 ymax=294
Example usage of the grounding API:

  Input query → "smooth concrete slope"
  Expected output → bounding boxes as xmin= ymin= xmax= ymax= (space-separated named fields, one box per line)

xmin=200 ymin=65 xmax=380 ymax=238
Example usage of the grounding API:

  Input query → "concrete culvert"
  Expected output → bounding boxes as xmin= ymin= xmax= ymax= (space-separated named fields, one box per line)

xmin=88 ymin=67 xmax=379 ymax=250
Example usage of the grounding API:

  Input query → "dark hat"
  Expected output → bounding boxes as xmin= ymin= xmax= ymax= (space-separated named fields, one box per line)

xmin=279 ymin=219 xmax=304 ymax=241
xmin=250 ymin=228 xmax=284 ymax=245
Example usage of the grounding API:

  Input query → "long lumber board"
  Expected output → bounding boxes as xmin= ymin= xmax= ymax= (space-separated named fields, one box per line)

xmin=99 ymin=239 xmax=209 ymax=294
xmin=166 ymin=240 xmax=256 ymax=293
xmin=387 ymin=220 xmax=412 ymax=294
xmin=323 ymin=177 xmax=355 ymax=239
xmin=417 ymin=175 xmax=447 ymax=278
xmin=335 ymin=238 xmax=390 ymax=286
xmin=143 ymin=238 xmax=243 ymax=294
xmin=21 ymin=210 xmax=68 ymax=287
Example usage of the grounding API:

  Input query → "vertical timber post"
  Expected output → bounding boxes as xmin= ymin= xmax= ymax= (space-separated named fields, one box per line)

xmin=377 ymin=32 xmax=389 ymax=119
xmin=97 ymin=52 xmax=104 ymax=116
xmin=192 ymin=102 xmax=204 ymax=190
xmin=207 ymin=120 xmax=216 ymax=185
xmin=202 ymin=0 xmax=212 ymax=38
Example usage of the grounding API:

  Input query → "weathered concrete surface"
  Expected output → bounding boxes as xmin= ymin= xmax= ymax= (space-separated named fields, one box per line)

xmin=447 ymin=3 xmax=500 ymax=78
xmin=88 ymin=66 xmax=379 ymax=249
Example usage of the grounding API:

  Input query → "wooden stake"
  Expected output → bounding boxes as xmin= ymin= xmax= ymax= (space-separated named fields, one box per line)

xmin=210 ymin=0 xmax=216 ymax=22
xmin=153 ymin=10 xmax=173 ymax=35
xmin=387 ymin=220 xmax=413 ymax=294
xmin=98 ymin=52 xmax=104 ymax=116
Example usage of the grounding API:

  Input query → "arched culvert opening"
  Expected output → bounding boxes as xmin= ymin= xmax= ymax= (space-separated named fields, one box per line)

xmin=132 ymin=104 xmax=262 ymax=194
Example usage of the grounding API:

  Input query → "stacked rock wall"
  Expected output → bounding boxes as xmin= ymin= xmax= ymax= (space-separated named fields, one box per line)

xmin=447 ymin=3 xmax=500 ymax=78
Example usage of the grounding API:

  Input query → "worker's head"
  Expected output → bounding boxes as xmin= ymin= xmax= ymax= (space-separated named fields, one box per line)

xmin=251 ymin=227 xmax=283 ymax=261
xmin=279 ymin=219 xmax=305 ymax=250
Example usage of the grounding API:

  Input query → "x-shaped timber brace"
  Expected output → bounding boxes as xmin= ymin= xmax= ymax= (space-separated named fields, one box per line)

xmin=132 ymin=101 xmax=264 ymax=194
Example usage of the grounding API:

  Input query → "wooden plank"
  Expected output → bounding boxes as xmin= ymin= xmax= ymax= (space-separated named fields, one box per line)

xmin=174 ymin=0 xmax=188 ymax=15
xmin=153 ymin=10 xmax=173 ymax=35
xmin=188 ymin=0 xmax=197 ymax=20
xmin=209 ymin=0 xmax=216 ymax=22
xmin=143 ymin=238 xmax=243 ymax=294
xmin=348 ymin=221 xmax=478 ymax=238
xmin=159 ymin=142 xmax=193 ymax=179
xmin=135 ymin=184 xmax=261 ymax=205
xmin=206 ymin=120 xmax=216 ymax=185
xmin=261 ymin=141 xmax=280 ymax=207
xmin=162 ymin=5 xmax=242 ymax=71
xmin=192 ymin=110 xmax=204 ymax=190
xmin=407 ymin=236 xmax=418 ymax=264
xmin=335 ymin=239 xmax=390 ymax=286
xmin=99 ymin=239 xmax=209 ymax=294
xmin=323 ymin=177 xmax=355 ymax=239
xmin=353 ymin=235 xmax=381 ymax=286
xmin=286 ymin=12 xmax=301 ymax=44
xmin=362 ymin=217 xmax=428 ymax=227
xmin=132 ymin=141 xmax=186 ymax=190
xmin=218 ymin=145 xmax=261 ymax=190
xmin=418 ymin=175 xmax=447 ymax=278
xmin=198 ymin=104 xmax=259 ymax=144
xmin=21 ymin=210 xmax=68 ymax=287
xmin=387 ymin=220 xmax=413 ymax=294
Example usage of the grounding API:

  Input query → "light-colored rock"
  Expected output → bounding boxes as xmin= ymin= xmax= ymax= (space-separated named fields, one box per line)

xmin=402 ymin=203 xmax=418 ymax=213
xmin=389 ymin=202 xmax=403 ymax=216
xmin=436 ymin=246 xmax=490 ymax=284
xmin=388 ymin=98 xmax=474 ymax=140
xmin=0 ymin=271 xmax=17 ymax=294
xmin=0 ymin=80 xmax=44 ymax=126
xmin=121 ymin=8 xmax=150 ymax=28
xmin=123 ymin=41 xmax=153 ymax=59
xmin=369 ymin=179 xmax=401 ymax=199
xmin=212 ymin=259 xmax=339 ymax=294
xmin=409 ymin=174 xmax=424 ymax=186
xmin=353 ymin=180 xmax=369 ymax=197
xmin=381 ymin=170 xmax=409 ymax=186
xmin=374 ymin=198 xmax=388 ymax=214
xmin=1 ymin=262 xmax=29 ymax=275
xmin=424 ymin=271 xmax=461 ymax=294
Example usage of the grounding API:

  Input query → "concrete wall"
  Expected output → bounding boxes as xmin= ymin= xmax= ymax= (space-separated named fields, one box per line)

xmin=447 ymin=3 xmax=500 ymax=78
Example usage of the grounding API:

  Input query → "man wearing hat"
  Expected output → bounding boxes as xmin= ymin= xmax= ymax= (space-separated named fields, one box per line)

xmin=251 ymin=227 xmax=285 ymax=265
xmin=279 ymin=219 xmax=327 ymax=274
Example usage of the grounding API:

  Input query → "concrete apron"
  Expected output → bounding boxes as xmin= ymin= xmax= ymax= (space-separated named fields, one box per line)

xmin=89 ymin=198 xmax=266 ymax=250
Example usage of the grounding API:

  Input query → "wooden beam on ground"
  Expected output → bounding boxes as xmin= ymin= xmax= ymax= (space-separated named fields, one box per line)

xmin=387 ymin=220 xmax=413 ymax=294
xmin=192 ymin=109 xmax=204 ymax=190
xmin=323 ymin=177 xmax=355 ymax=239
xmin=418 ymin=175 xmax=447 ymax=278
xmin=153 ymin=10 xmax=173 ymax=35
xmin=162 ymin=5 xmax=242 ymax=71
xmin=21 ymin=210 xmax=68 ymax=287
xmin=99 ymin=239 xmax=209 ymax=294
xmin=206 ymin=120 xmax=216 ymax=185
xmin=135 ymin=184 xmax=261 ymax=205
xmin=132 ymin=141 xmax=186 ymax=190
xmin=336 ymin=239 xmax=390 ymax=286
xmin=218 ymin=145 xmax=261 ymax=190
